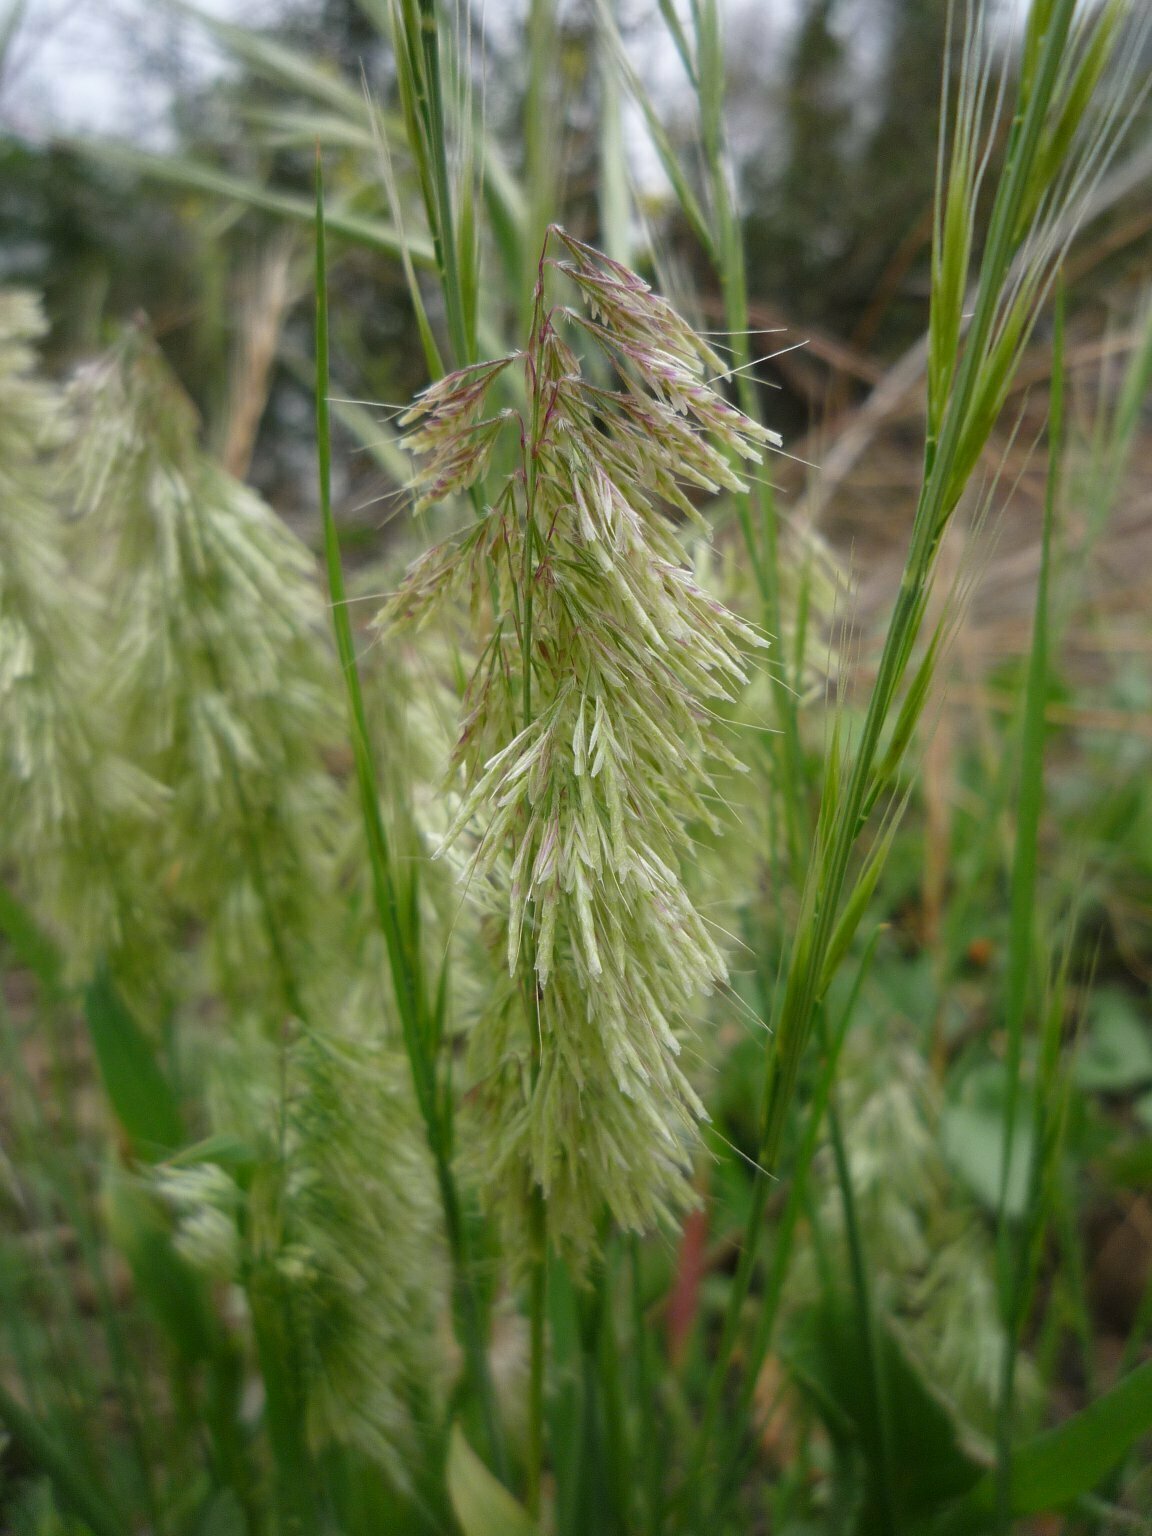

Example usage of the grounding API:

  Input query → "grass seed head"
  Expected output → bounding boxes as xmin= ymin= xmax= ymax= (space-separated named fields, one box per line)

xmin=382 ymin=229 xmax=773 ymax=1259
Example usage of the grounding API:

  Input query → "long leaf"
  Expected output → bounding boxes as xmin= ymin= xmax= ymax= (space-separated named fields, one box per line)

xmin=992 ymin=284 xmax=1063 ymax=1526
xmin=314 ymin=153 xmax=507 ymax=1479
xmin=84 ymin=968 xmax=184 ymax=1157
xmin=167 ymin=0 xmax=376 ymax=120
xmin=935 ymin=1360 xmax=1152 ymax=1530
xmin=84 ymin=141 xmax=435 ymax=265
xmin=447 ymin=1427 xmax=539 ymax=1536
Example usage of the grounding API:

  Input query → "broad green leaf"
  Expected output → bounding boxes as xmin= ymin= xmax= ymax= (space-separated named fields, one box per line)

xmin=1075 ymin=990 xmax=1152 ymax=1093
xmin=935 ymin=1360 xmax=1152 ymax=1530
xmin=782 ymin=1299 xmax=985 ymax=1531
xmin=941 ymin=1062 xmax=1034 ymax=1218
xmin=1010 ymin=1360 xmax=1152 ymax=1511
xmin=447 ymin=1427 xmax=539 ymax=1536
xmin=84 ymin=968 xmax=184 ymax=1157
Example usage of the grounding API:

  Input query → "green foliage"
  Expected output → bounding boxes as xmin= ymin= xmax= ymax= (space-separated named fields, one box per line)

xmin=84 ymin=969 xmax=185 ymax=1158
xmin=446 ymin=1428 xmax=539 ymax=1536
xmin=2 ymin=1 xmax=1152 ymax=1533
xmin=782 ymin=1297 xmax=985 ymax=1530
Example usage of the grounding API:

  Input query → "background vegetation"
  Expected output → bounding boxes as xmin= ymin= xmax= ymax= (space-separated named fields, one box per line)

xmin=1 ymin=1 xmax=1152 ymax=1532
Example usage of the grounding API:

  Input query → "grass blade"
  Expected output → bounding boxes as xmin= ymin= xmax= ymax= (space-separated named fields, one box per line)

xmin=993 ymin=283 xmax=1064 ymax=1529
xmin=0 ymin=1381 xmax=124 ymax=1536
xmin=84 ymin=968 xmax=184 ymax=1158
xmin=85 ymin=141 xmax=434 ymax=264
xmin=314 ymin=150 xmax=506 ymax=1480
xmin=941 ymin=1360 xmax=1152 ymax=1530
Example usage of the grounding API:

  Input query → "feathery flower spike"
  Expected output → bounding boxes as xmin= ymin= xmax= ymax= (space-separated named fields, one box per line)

xmin=381 ymin=229 xmax=774 ymax=1257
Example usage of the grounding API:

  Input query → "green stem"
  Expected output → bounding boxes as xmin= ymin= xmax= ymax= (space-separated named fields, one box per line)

xmin=522 ymin=242 xmax=552 ymax=1517
xmin=696 ymin=0 xmax=1080 ymax=1479
xmin=314 ymin=156 xmax=506 ymax=1479
xmin=697 ymin=935 xmax=878 ymax=1512
xmin=595 ymin=1249 xmax=632 ymax=1529
xmin=526 ymin=1192 xmax=547 ymax=1521
xmin=826 ymin=1058 xmax=901 ymax=1533
xmin=526 ymin=0 xmax=557 ymax=276
xmin=694 ymin=0 xmax=807 ymax=875
xmin=993 ymin=279 xmax=1063 ymax=1533
xmin=629 ymin=1238 xmax=664 ymax=1535
xmin=411 ymin=0 xmax=471 ymax=366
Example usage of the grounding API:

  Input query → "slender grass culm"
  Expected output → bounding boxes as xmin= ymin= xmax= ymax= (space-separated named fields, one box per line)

xmin=691 ymin=0 xmax=1152 ymax=1506
xmin=4 ymin=0 xmax=1152 ymax=1531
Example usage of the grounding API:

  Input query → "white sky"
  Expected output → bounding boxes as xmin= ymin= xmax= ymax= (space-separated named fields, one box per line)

xmin=1 ymin=0 xmax=1017 ymax=189
xmin=1 ymin=0 xmax=288 ymax=142
xmin=0 ymin=0 xmax=812 ymax=147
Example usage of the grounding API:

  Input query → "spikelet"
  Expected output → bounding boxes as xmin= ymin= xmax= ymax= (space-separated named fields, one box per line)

xmin=381 ymin=229 xmax=774 ymax=1257
xmin=0 ymin=291 xmax=163 ymax=973
xmin=153 ymin=1160 xmax=243 ymax=1281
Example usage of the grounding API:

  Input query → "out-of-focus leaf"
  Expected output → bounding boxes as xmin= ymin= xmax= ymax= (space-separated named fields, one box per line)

xmin=166 ymin=1134 xmax=258 ymax=1171
xmin=82 ymin=142 xmax=435 ymax=266
xmin=782 ymin=1299 xmax=985 ymax=1532
xmin=934 ymin=1359 xmax=1152 ymax=1531
xmin=447 ymin=1426 xmax=539 ymax=1536
xmin=239 ymin=106 xmax=378 ymax=153
xmin=0 ymin=884 xmax=64 ymax=995
xmin=0 ymin=1380 xmax=122 ymax=1536
xmin=941 ymin=1062 xmax=1034 ymax=1217
xmin=104 ymin=1171 xmax=217 ymax=1364
xmin=1075 ymin=990 xmax=1152 ymax=1093
xmin=1099 ymin=1137 xmax=1152 ymax=1188
xmin=167 ymin=0 xmax=374 ymax=120
xmin=84 ymin=968 xmax=184 ymax=1158
xmin=192 ymin=1488 xmax=249 ymax=1536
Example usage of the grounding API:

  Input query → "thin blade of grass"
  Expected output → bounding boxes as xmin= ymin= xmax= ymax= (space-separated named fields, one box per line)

xmin=993 ymin=281 xmax=1064 ymax=1530
xmin=86 ymin=141 xmax=434 ymax=264
xmin=0 ymin=1381 xmax=124 ymax=1536
xmin=313 ymin=152 xmax=506 ymax=1481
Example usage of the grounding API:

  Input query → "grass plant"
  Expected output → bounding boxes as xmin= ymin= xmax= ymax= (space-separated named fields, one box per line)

xmin=3 ymin=1 xmax=1152 ymax=1533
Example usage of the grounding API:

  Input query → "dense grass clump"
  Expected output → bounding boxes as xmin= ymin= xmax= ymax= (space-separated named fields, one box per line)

xmin=2 ymin=1 xmax=1152 ymax=1533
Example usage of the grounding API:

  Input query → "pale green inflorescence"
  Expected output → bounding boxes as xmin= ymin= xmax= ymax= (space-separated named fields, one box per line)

xmin=0 ymin=292 xmax=163 ymax=970
xmin=55 ymin=322 xmax=447 ymax=1478
xmin=382 ymin=230 xmax=776 ymax=1256
xmin=68 ymin=329 xmax=345 ymax=1006
xmin=277 ymin=1018 xmax=448 ymax=1479
xmin=0 ymin=291 xmax=83 ymax=855
xmin=196 ymin=995 xmax=449 ymax=1487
